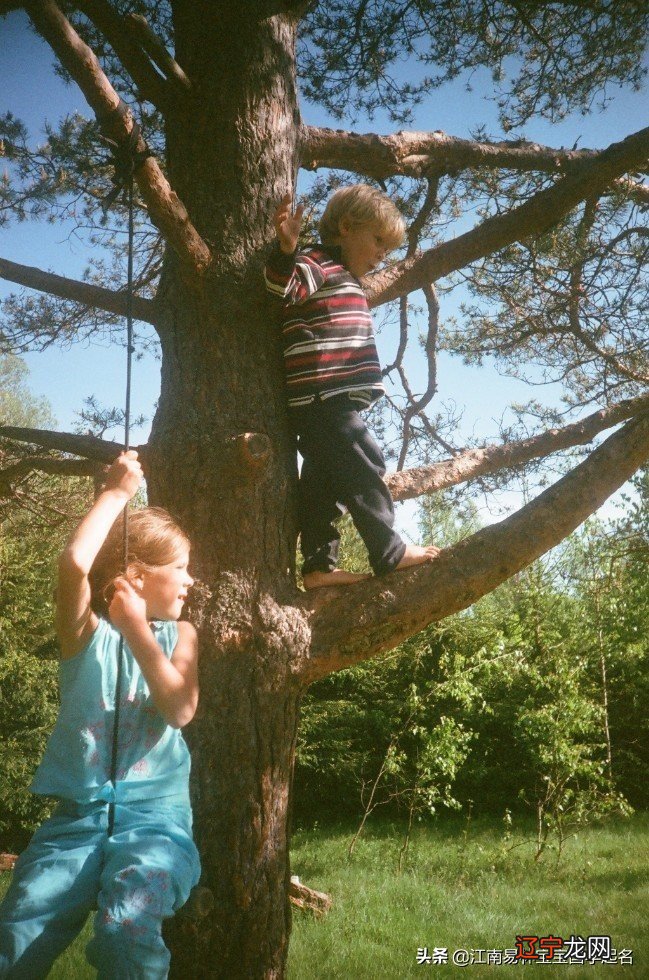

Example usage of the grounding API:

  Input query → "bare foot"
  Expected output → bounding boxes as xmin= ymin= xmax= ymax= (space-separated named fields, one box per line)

xmin=303 ymin=569 xmax=371 ymax=590
xmin=394 ymin=544 xmax=440 ymax=572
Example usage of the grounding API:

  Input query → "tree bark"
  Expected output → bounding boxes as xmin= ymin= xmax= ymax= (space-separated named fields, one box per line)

xmin=302 ymin=412 xmax=649 ymax=681
xmin=300 ymin=125 xmax=649 ymax=205
xmin=386 ymin=393 xmax=649 ymax=501
xmin=142 ymin=5 xmax=303 ymax=975
xmin=27 ymin=0 xmax=211 ymax=276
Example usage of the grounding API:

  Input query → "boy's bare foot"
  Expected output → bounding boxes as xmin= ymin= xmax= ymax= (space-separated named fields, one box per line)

xmin=394 ymin=544 xmax=440 ymax=571
xmin=303 ymin=569 xmax=371 ymax=590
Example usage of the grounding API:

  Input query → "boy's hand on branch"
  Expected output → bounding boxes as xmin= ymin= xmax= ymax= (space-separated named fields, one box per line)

xmin=104 ymin=450 xmax=143 ymax=501
xmin=274 ymin=193 xmax=304 ymax=254
xmin=109 ymin=576 xmax=148 ymax=632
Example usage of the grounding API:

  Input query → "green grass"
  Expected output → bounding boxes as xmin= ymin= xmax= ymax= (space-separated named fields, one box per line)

xmin=1 ymin=813 xmax=647 ymax=977
xmin=287 ymin=813 xmax=648 ymax=979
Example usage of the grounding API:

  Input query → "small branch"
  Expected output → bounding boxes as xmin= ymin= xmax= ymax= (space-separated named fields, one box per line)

xmin=300 ymin=412 xmax=649 ymax=683
xmin=612 ymin=176 xmax=649 ymax=206
xmin=386 ymin=392 xmax=649 ymax=502
xmin=396 ymin=283 xmax=440 ymax=471
xmin=125 ymin=13 xmax=190 ymax=93
xmin=77 ymin=0 xmax=173 ymax=112
xmin=0 ymin=257 xmax=157 ymax=324
xmin=0 ymin=456 xmax=101 ymax=499
xmin=363 ymin=126 xmax=649 ymax=307
xmin=27 ymin=0 xmax=211 ymax=276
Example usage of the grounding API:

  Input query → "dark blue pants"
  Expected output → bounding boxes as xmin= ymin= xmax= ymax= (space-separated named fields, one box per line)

xmin=293 ymin=397 xmax=406 ymax=576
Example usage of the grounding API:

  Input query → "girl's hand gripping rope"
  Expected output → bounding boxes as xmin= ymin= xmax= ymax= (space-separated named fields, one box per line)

xmin=104 ymin=450 xmax=143 ymax=501
xmin=109 ymin=576 xmax=148 ymax=633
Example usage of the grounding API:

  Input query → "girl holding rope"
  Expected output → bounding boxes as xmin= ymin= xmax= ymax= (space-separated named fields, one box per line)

xmin=0 ymin=451 xmax=201 ymax=979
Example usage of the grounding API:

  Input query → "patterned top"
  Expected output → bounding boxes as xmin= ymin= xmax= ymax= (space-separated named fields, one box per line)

xmin=30 ymin=618 xmax=191 ymax=805
xmin=264 ymin=242 xmax=385 ymax=408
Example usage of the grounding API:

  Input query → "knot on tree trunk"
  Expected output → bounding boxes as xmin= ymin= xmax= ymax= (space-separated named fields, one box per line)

xmin=230 ymin=432 xmax=272 ymax=474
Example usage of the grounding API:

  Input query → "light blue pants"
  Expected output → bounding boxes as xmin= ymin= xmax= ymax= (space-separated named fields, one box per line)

xmin=0 ymin=798 xmax=201 ymax=979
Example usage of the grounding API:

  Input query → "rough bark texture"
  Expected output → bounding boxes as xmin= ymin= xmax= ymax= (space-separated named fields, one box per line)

xmin=300 ymin=126 xmax=649 ymax=204
xmin=302 ymin=412 xmax=649 ymax=681
xmin=386 ymin=393 xmax=649 ymax=501
xmin=28 ymin=0 xmax=211 ymax=275
xmin=142 ymin=6 xmax=305 ymax=976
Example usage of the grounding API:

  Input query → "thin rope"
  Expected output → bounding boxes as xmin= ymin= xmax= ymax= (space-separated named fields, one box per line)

xmin=105 ymin=155 xmax=137 ymax=838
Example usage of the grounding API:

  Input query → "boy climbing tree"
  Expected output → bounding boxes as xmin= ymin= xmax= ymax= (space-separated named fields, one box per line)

xmin=265 ymin=186 xmax=440 ymax=588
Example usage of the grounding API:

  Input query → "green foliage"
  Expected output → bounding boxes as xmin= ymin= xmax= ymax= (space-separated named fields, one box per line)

xmin=294 ymin=486 xmax=648 ymax=849
xmin=0 ymin=651 xmax=58 ymax=852
xmin=4 ymin=813 xmax=646 ymax=978
xmin=0 ymin=355 xmax=87 ymax=850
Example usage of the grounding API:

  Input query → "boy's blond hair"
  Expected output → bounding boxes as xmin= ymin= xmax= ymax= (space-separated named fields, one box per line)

xmin=319 ymin=184 xmax=406 ymax=251
xmin=89 ymin=506 xmax=190 ymax=616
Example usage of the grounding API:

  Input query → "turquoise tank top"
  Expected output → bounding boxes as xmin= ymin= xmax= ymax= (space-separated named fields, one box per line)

xmin=31 ymin=617 xmax=191 ymax=805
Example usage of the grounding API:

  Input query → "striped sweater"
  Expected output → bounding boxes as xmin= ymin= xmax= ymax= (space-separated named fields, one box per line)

xmin=264 ymin=242 xmax=385 ymax=408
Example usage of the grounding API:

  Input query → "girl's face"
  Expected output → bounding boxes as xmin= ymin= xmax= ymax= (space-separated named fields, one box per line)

xmin=136 ymin=549 xmax=194 ymax=621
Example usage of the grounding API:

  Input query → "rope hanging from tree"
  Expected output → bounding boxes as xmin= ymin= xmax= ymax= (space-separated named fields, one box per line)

xmin=98 ymin=121 xmax=214 ymax=925
xmin=100 ymin=121 xmax=146 ymax=837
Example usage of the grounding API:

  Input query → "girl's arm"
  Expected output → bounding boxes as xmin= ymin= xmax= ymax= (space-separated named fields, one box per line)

xmin=109 ymin=578 xmax=198 ymax=728
xmin=56 ymin=451 xmax=143 ymax=660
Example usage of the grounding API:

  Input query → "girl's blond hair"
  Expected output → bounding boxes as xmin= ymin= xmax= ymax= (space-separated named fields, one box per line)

xmin=319 ymin=184 xmax=406 ymax=251
xmin=89 ymin=506 xmax=190 ymax=616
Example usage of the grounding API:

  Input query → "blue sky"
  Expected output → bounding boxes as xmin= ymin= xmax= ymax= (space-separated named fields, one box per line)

xmin=1 ymin=10 xmax=647 ymax=532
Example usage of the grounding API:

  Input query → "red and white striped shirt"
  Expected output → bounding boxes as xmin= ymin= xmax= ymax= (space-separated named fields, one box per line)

xmin=264 ymin=243 xmax=385 ymax=408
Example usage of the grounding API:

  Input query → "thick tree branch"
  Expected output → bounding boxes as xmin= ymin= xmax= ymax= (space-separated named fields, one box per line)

xmin=301 ymin=126 xmax=649 ymax=206
xmin=76 ymin=0 xmax=173 ymax=112
xmin=301 ymin=411 xmax=649 ymax=682
xmin=26 ymin=0 xmax=211 ymax=276
xmin=301 ymin=125 xmax=604 ymax=179
xmin=0 ymin=257 xmax=157 ymax=324
xmin=0 ymin=425 xmax=136 ymax=463
xmin=363 ymin=126 xmax=649 ymax=307
xmin=386 ymin=393 xmax=649 ymax=501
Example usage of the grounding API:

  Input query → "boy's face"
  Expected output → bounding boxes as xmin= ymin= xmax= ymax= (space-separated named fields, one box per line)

xmin=338 ymin=218 xmax=390 ymax=278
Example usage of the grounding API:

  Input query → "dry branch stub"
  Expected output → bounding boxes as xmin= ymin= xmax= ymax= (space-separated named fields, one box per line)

xmin=288 ymin=876 xmax=332 ymax=915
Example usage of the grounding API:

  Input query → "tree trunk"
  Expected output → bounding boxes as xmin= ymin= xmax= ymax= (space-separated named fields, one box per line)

xmin=147 ymin=7 xmax=306 ymax=975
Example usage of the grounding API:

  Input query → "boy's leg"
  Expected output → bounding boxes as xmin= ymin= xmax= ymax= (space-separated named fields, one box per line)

xmin=297 ymin=399 xmax=406 ymax=577
xmin=297 ymin=440 xmax=345 ymax=575
xmin=87 ymin=802 xmax=200 ymax=980
xmin=0 ymin=802 xmax=105 ymax=979
xmin=331 ymin=407 xmax=407 ymax=575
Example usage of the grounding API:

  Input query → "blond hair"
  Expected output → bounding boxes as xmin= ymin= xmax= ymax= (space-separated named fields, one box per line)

xmin=89 ymin=506 xmax=190 ymax=617
xmin=319 ymin=184 xmax=406 ymax=251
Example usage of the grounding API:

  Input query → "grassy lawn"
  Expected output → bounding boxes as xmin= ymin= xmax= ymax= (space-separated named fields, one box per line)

xmin=1 ymin=812 xmax=647 ymax=977
xmin=288 ymin=812 xmax=648 ymax=978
